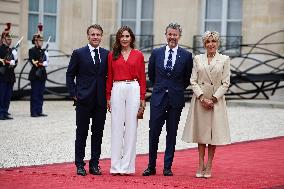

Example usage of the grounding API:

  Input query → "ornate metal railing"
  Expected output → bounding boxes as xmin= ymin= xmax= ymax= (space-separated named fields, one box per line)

xmin=12 ymin=30 xmax=284 ymax=100
xmin=13 ymin=50 xmax=71 ymax=100
xmin=193 ymin=35 xmax=243 ymax=57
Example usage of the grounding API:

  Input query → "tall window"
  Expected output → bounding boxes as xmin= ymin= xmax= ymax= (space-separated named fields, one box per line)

xmin=203 ymin=0 xmax=242 ymax=36
xmin=28 ymin=0 xmax=58 ymax=42
xmin=119 ymin=0 xmax=154 ymax=35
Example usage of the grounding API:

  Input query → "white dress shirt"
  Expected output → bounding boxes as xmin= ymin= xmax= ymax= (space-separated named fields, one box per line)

xmin=88 ymin=43 xmax=101 ymax=64
xmin=164 ymin=45 xmax=178 ymax=69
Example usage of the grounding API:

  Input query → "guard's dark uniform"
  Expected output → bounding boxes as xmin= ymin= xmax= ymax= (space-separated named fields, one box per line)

xmin=28 ymin=23 xmax=48 ymax=117
xmin=0 ymin=23 xmax=17 ymax=120
xmin=28 ymin=46 xmax=48 ymax=117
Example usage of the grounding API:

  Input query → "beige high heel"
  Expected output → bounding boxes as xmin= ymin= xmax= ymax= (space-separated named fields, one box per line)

xmin=204 ymin=173 xmax=211 ymax=178
xmin=195 ymin=172 xmax=204 ymax=178
xmin=204 ymin=168 xmax=212 ymax=178
xmin=195 ymin=168 xmax=205 ymax=178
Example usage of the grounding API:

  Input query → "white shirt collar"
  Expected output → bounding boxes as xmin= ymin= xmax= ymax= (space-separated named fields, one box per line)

xmin=87 ymin=44 xmax=101 ymax=64
xmin=88 ymin=43 xmax=100 ymax=52
xmin=166 ymin=45 xmax=178 ymax=53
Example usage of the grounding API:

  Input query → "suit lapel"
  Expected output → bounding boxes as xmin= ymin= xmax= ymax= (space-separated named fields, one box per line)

xmin=171 ymin=47 xmax=182 ymax=74
xmin=202 ymin=54 xmax=213 ymax=83
xmin=99 ymin=48 xmax=106 ymax=65
xmin=84 ymin=45 xmax=94 ymax=65
xmin=158 ymin=46 xmax=167 ymax=74
xmin=209 ymin=52 xmax=220 ymax=72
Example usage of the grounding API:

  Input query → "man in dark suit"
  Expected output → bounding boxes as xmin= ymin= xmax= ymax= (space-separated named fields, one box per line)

xmin=142 ymin=23 xmax=193 ymax=176
xmin=66 ymin=24 xmax=109 ymax=176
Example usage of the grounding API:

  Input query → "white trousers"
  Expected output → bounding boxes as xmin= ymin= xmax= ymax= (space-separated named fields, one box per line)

xmin=110 ymin=81 xmax=140 ymax=174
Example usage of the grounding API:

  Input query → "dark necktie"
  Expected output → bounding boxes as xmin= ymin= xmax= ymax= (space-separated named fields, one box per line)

xmin=93 ymin=49 xmax=100 ymax=65
xmin=165 ymin=49 xmax=173 ymax=75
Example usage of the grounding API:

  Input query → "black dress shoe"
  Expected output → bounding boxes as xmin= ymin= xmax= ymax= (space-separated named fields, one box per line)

xmin=38 ymin=113 xmax=48 ymax=117
xmin=0 ymin=115 xmax=6 ymax=120
xmin=142 ymin=167 xmax=156 ymax=176
xmin=163 ymin=168 xmax=173 ymax=176
xmin=89 ymin=165 xmax=102 ymax=175
xmin=4 ymin=115 xmax=13 ymax=120
xmin=77 ymin=166 xmax=87 ymax=176
xmin=31 ymin=114 xmax=39 ymax=117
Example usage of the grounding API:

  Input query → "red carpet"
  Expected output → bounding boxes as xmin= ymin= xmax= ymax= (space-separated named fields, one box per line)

xmin=1 ymin=137 xmax=284 ymax=189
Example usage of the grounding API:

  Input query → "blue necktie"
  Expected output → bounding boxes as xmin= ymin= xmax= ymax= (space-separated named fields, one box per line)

xmin=166 ymin=49 xmax=173 ymax=75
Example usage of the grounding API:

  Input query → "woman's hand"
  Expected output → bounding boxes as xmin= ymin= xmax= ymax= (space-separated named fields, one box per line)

xmin=107 ymin=100 xmax=111 ymax=113
xmin=199 ymin=95 xmax=214 ymax=110
xmin=137 ymin=100 xmax=146 ymax=119
xmin=140 ymin=100 xmax=146 ymax=109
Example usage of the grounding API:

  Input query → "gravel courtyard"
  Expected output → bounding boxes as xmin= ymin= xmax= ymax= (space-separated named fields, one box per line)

xmin=0 ymin=100 xmax=283 ymax=168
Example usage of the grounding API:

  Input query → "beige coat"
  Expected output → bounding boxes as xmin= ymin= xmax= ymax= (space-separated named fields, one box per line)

xmin=182 ymin=52 xmax=231 ymax=145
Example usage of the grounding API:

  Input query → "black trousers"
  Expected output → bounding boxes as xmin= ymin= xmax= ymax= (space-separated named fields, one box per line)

xmin=30 ymin=80 xmax=45 ymax=116
xmin=148 ymin=93 xmax=182 ymax=169
xmin=75 ymin=98 xmax=106 ymax=167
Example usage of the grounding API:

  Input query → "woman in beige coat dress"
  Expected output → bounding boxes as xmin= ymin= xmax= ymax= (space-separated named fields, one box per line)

xmin=182 ymin=31 xmax=231 ymax=178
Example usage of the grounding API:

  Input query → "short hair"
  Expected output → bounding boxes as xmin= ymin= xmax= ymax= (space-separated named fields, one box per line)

xmin=87 ymin=24 xmax=103 ymax=35
xmin=202 ymin=31 xmax=221 ymax=46
xmin=165 ymin=22 xmax=182 ymax=35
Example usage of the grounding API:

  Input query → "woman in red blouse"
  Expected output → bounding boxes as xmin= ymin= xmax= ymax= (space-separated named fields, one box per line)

xmin=106 ymin=26 xmax=146 ymax=175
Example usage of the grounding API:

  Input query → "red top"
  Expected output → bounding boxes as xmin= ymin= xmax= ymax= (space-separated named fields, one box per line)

xmin=106 ymin=49 xmax=146 ymax=100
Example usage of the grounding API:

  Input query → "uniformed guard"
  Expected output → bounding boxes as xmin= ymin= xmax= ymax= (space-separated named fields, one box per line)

xmin=0 ymin=23 xmax=18 ymax=120
xmin=28 ymin=23 xmax=49 ymax=117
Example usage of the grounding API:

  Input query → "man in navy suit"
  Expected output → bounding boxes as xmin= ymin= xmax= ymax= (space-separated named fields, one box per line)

xmin=143 ymin=23 xmax=193 ymax=176
xmin=66 ymin=24 xmax=109 ymax=176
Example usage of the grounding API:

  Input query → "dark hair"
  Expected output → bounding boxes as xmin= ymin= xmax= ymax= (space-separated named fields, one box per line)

xmin=112 ymin=26 xmax=135 ymax=60
xmin=87 ymin=24 xmax=103 ymax=35
xmin=32 ymin=34 xmax=43 ymax=44
xmin=165 ymin=22 xmax=182 ymax=36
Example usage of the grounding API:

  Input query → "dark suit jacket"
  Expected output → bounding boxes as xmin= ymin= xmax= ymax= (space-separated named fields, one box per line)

xmin=66 ymin=45 xmax=109 ymax=106
xmin=148 ymin=46 xmax=193 ymax=108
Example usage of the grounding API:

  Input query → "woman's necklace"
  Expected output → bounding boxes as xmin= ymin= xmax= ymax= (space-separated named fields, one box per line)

xmin=207 ymin=53 xmax=215 ymax=65
xmin=207 ymin=53 xmax=215 ymax=58
xmin=121 ymin=48 xmax=132 ymax=61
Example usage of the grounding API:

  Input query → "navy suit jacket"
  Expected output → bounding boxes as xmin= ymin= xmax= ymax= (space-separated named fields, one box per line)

xmin=66 ymin=45 xmax=109 ymax=106
xmin=148 ymin=46 xmax=193 ymax=108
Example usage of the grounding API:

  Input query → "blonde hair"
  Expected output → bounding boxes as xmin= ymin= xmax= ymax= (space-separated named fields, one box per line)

xmin=202 ymin=31 xmax=221 ymax=46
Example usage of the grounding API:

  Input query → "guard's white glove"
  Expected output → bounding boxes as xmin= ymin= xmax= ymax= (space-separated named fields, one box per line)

xmin=9 ymin=60 xmax=16 ymax=66
xmin=12 ymin=49 xmax=18 ymax=61
xmin=42 ymin=51 xmax=49 ymax=67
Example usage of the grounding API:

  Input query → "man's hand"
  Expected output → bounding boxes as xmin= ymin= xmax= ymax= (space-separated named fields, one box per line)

xmin=107 ymin=100 xmax=111 ymax=113
xmin=4 ymin=60 xmax=10 ymax=65
xmin=72 ymin=96 xmax=77 ymax=106
xmin=38 ymin=62 xmax=44 ymax=67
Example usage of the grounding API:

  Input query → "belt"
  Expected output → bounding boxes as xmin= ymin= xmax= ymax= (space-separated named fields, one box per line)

xmin=114 ymin=79 xmax=137 ymax=83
